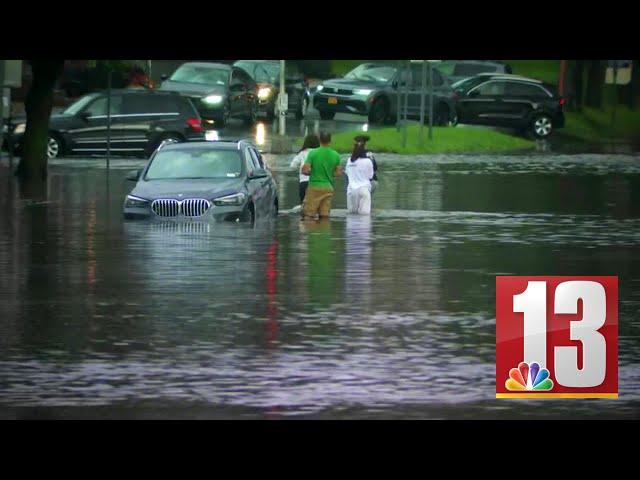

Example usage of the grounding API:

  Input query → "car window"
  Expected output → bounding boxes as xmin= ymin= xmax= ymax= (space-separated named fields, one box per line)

xmin=409 ymin=65 xmax=444 ymax=89
xmin=249 ymin=148 xmax=264 ymax=168
xmin=472 ymin=81 xmax=506 ymax=96
xmin=123 ymin=95 xmax=181 ymax=115
xmin=345 ymin=64 xmax=397 ymax=83
xmin=170 ymin=64 xmax=229 ymax=86
xmin=83 ymin=95 xmax=123 ymax=116
xmin=505 ymin=82 xmax=549 ymax=97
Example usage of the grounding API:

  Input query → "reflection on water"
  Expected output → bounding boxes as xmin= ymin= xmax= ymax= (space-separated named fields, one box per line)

xmin=0 ymin=152 xmax=639 ymax=419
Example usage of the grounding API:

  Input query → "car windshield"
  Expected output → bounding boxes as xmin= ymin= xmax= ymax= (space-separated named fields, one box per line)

xmin=453 ymin=63 xmax=499 ymax=76
xmin=345 ymin=64 xmax=396 ymax=83
xmin=63 ymin=93 xmax=100 ymax=115
xmin=145 ymin=149 xmax=242 ymax=180
xmin=235 ymin=61 xmax=280 ymax=83
xmin=451 ymin=76 xmax=486 ymax=92
xmin=169 ymin=65 xmax=229 ymax=86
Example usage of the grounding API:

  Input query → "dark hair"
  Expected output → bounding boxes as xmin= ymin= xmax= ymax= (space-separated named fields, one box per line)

xmin=319 ymin=131 xmax=331 ymax=144
xmin=350 ymin=143 xmax=368 ymax=162
xmin=298 ymin=133 xmax=320 ymax=153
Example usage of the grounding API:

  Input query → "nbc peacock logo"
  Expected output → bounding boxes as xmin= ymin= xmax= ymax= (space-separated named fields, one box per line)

xmin=505 ymin=361 xmax=554 ymax=392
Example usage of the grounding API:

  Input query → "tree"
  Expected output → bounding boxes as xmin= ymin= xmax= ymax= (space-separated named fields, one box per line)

xmin=15 ymin=60 xmax=65 ymax=181
xmin=585 ymin=60 xmax=604 ymax=109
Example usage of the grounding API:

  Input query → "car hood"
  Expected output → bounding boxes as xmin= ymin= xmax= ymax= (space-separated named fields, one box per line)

xmin=322 ymin=78 xmax=388 ymax=90
xmin=131 ymin=178 xmax=246 ymax=201
xmin=159 ymin=81 xmax=227 ymax=97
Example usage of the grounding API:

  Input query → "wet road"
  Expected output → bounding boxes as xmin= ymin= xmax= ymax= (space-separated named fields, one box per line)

xmin=1 ymin=152 xmax=639 ymax=419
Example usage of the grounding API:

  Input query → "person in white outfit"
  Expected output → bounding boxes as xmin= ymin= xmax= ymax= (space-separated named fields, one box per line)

xmin=289 ymin=133 xmax=320 ymax=204
xmin=345 ymin=142 xmax=374 ymax=215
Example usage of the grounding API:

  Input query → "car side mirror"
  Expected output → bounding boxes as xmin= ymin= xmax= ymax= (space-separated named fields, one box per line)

xmin=392 ymin=80 xmax=399 ymax=89
xmin=161 ymin=74 xmax=168 ymax=81
xmin=249 ymin=168 xmax=269 ymax=179
xmin=79 ymin=111 xmax=91 ymax=121
xmin=126 ymin=168 xmax=142 ymax=181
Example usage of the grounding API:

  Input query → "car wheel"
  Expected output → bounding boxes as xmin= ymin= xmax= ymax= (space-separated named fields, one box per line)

xmin=272 ymin=198 xmax=279 ymax=218
xmin=319 ymin=110 xmax=335 ymax=120
xmin=295 ymin=97 xmax=308 ymax=120
xmin=531 ymin=114 xmax=553 ymax=139
xmin=47 ymin=134 xmax=62 ymax=159
xmin=368 ymin=97 xmax=388 ymax=125
xmin=432 ymin=103 xmax=450 ymax=126
xmin=239 ymin=202 xmax=255 ymax=224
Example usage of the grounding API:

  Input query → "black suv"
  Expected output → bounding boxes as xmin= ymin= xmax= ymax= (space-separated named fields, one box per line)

xmin=159 ymin=62 xmax=258 ymax=128
xmin=233 ymin=60 xmax=310 ymax=121
xmin=452 ymin=74 xmax=566 ymax=138
xmin=3 ymin=90 xmax=205 ymax=158
xmin=313 ymin=62 xmax=456 ymax=126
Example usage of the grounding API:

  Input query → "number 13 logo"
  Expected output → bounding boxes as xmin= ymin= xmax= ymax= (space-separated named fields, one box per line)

xmin=496 ymin=276 xmax=617 ymax=399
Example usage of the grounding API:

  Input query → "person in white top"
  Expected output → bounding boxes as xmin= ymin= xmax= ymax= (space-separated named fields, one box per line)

xmin=289 ymin=134 xmax=320 ymax=203
xmin=345 ymin=142 xmax=375 ymax=215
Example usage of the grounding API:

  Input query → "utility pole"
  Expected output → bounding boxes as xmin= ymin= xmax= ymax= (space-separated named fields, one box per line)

xmin=396 ymin=60 xmax=402 ymax=132
xmin=402 ymin=61 xmax=409 ymax=148
xmin=428 ymin=61 xmax=434 ymax=140
xmin=279 ymin=60 xmax=286 ymax=136
xmin=419 ymin=60 xmax=426 ymax=146
xmin=558 ymin=60 xmax=568 ymax=97
xmin=106 ymin=70 xmax=112 ymax=171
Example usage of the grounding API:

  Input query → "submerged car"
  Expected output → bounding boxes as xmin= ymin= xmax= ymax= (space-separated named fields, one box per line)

xmin=159 ymin=62 xmax=258 ymax=127
xmin=313 ymin=62 xmax=456 ymax=125
xmin=123 ymin=139 xmax=278 ymax=222
xmin=452 ymin=73 xmax=565 ymax=138
xmin=233 ymin=60 xmax=310 ymax=121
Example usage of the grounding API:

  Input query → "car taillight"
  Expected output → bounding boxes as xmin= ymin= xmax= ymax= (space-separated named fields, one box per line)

xmin=187 ymin=117 xmax=203 ymax=133
xmin=559 ymin=97 xmax=567 ymax=107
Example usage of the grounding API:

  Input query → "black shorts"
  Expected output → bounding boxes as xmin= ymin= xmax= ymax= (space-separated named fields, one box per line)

xmin=299 ymin=181 xmax=309 ymax=203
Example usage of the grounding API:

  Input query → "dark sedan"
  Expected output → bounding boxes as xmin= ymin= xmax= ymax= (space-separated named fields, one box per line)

xmin=233 ymin=60 xmax=310 ymax=121
xmin=313 ymin=62 xmax=456 ymax=126
xmin=452 ymin=74 xmax=566 ymax=138
xmin=159 ymin=62 xmax=258 ymax=128
xmin=123 ymin=139 xmax=278 ymax=223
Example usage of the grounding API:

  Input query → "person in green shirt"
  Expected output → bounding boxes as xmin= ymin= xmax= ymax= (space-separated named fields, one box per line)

xmin=301 ymin=131 xmax=343 ymax=219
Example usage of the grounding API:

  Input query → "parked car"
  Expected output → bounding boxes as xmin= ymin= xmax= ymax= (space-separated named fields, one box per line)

xmin=313 ymin=62 xmax=456 ymax=125
xmin=3 ymin=90 xmax=205 ymax=159
xmin=123 ymin=139 xmax=278 ymax=222
xmin=233 ymin=60 xmax=310 ymax=121
xmin=439 ymin=60 xmax=512 ymax=85
xmin=452 ymin=74 xmax=566 ymax=138
xmin=159 ymin=62 xmax=258 ymax=128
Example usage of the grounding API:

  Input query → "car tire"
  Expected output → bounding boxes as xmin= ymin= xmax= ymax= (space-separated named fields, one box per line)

xmin=531 ymin=114 xmax=553 ymax=139
xmin=433 ymin=103 xmax=450 ymax=127
xmin=47 ymin=134 xmax=63 ymax=159
xmin=241 ymin=202 xmax=255 ymax=224
xmin=272 ymin=198 xmax=279 ymax=218
xmin=368 ymin=97 xmax=389 ymax=125
xmin=295 ymin=97 xmax=308 ymax=120
xmin=319 ymin=110 xmax=335 ymax=121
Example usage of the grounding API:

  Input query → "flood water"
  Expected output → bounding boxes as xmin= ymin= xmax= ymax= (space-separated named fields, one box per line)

xmin=1 ymin=152 xmax=639 ymax=419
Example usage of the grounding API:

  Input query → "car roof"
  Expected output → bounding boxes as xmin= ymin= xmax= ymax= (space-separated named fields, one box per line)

xmin=161 ymin=140 xmax=256 ymax=151
xmin=93 ymin=88 xmax=186 ymax=97
xmin=475 ymin=73 xmax=542 ymax=83
xmin=178 ymin=62 xmax=232 ymax=70
xmin=234 ymin=59 xmax=279 ymax=65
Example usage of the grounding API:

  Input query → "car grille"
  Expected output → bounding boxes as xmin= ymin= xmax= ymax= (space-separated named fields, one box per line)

xmin=151 ymin=198 xmax=211 ymax=217
xmin=322 ymin=87 xmax=353 ymax=95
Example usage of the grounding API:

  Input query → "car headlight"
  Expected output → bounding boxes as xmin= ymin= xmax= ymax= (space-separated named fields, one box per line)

xmin=124 ymin=195 xmax=149 ymax=208
xmin=213 ymin=192 xmax=246 ymax=206
xmin=258 ymin=87 xmax=272 ymax=100
xmin=203 ymin=94 xmax=224 ymax=105
xmin=13 ymin=123 xmax=26 ymax=134
xmin=316 ymin=85 xmax=324 ymax=92
xmin=355 ymin=89 xmax=373 ymax=96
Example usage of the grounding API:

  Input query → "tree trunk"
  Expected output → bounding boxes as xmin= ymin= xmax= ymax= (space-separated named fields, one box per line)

xmin=585 ymin=60 xmax=604 ymax=109
xmin=573 ymin=60 xmax=584 ymax=112
xmin=15 ymin=60 xmax=64 ymax=182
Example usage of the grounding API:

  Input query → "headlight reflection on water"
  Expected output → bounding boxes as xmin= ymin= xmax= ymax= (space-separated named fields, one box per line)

xmin=255 ymin=122 xmax=266 ymax=146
